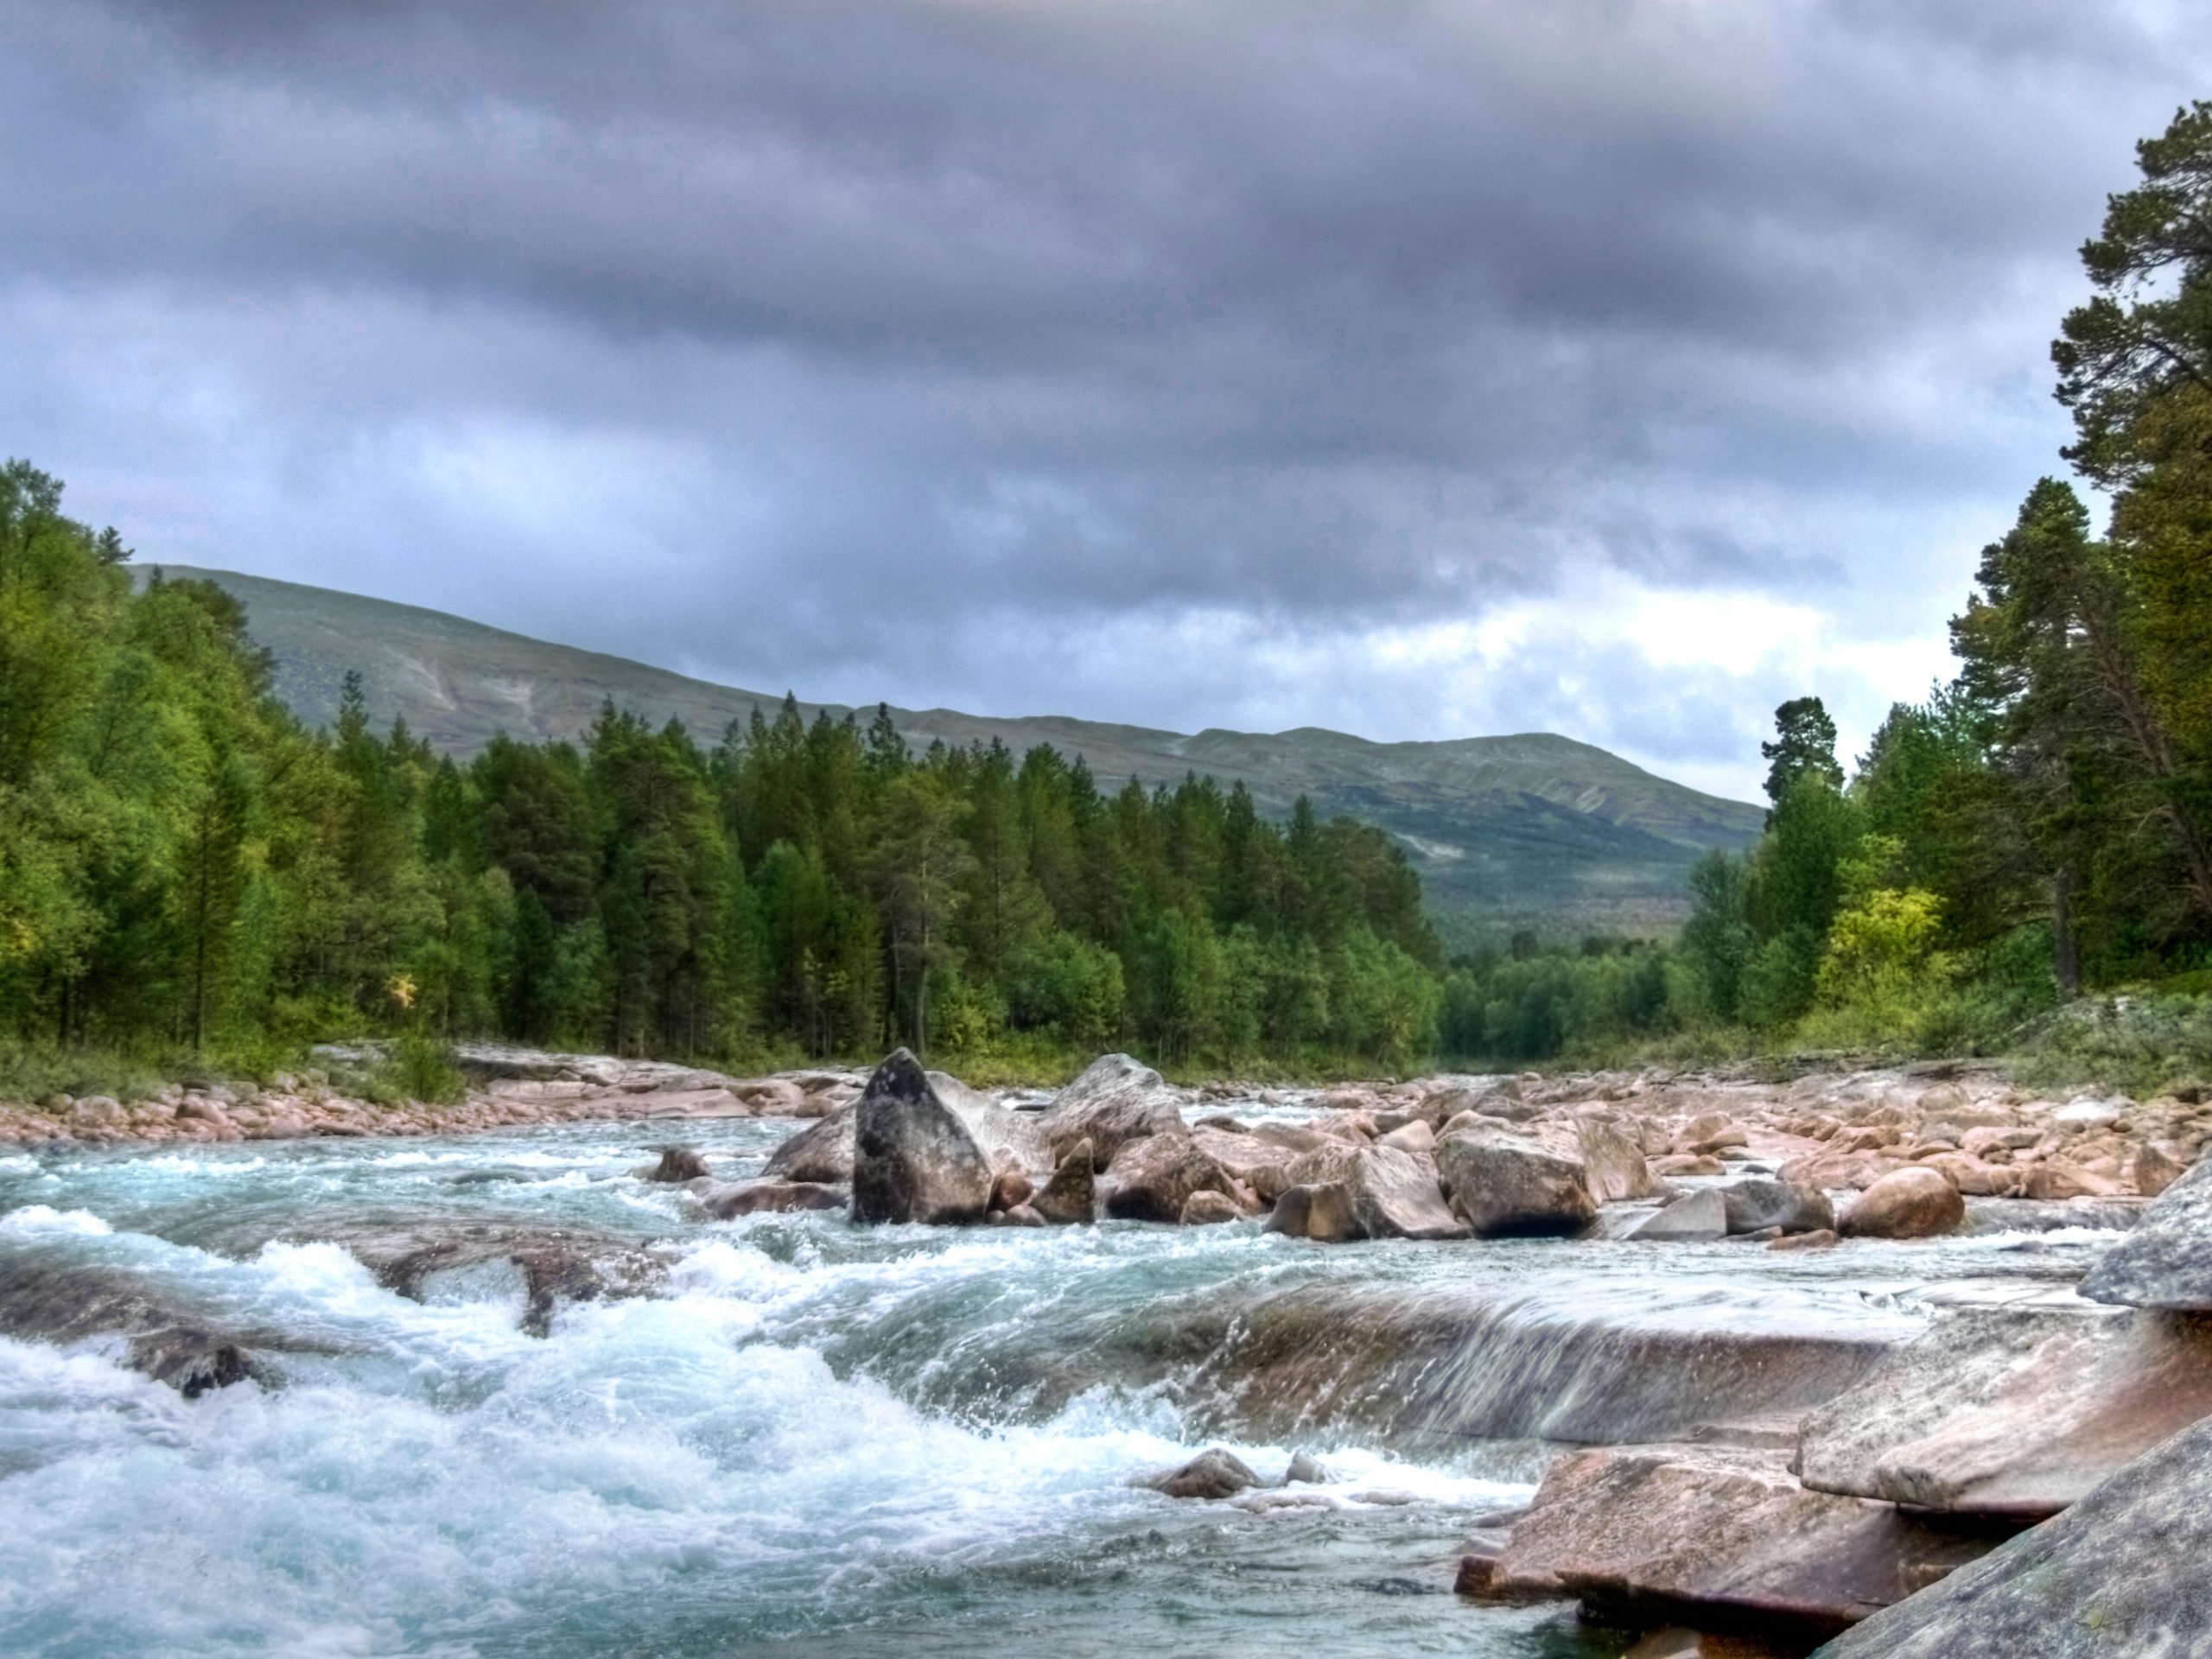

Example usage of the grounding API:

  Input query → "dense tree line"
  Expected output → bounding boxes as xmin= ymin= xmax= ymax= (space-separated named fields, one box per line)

xmin=0 ymin=472 xmax=1442 ymax=1072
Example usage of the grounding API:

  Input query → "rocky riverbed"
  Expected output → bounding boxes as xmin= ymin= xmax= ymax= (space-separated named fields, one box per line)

xmin=2 ymin=1046 xmax=2208 ymax=1655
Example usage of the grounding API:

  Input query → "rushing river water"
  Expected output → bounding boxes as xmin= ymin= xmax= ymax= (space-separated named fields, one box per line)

xmin=0 ymin=1113 xmax=2123 ymax=1658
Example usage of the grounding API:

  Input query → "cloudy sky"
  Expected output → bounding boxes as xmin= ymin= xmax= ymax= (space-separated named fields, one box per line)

xmin=6 ymin=1 xmax=2209 ymax=800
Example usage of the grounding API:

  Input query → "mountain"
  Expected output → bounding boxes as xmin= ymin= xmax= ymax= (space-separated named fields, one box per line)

xmin=141 ymin=564 xmax=1764 ymax=944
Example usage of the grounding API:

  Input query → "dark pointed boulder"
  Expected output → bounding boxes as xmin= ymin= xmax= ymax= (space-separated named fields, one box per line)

xmin=850 ymin=1049 xmax=995 ymax=1225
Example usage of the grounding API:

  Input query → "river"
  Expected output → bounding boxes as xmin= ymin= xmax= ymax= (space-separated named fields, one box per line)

xmin=0 ymin=1110 xmax=2119 ymax=1657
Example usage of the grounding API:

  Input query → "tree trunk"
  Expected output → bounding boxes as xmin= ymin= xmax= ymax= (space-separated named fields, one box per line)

xmin=2053 ymin=864 xmax=2082 ymax=999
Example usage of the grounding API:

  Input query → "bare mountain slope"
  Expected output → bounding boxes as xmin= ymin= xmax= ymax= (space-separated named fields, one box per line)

xmin=144 ymin=565 xmax=1762 ymax=941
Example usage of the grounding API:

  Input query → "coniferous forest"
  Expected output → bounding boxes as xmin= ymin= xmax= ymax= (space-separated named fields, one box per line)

xmin=0 ymin=482 xmax=1440 ymax=1076
xmin=7 ymin=105 xmax=2212 ymax=1089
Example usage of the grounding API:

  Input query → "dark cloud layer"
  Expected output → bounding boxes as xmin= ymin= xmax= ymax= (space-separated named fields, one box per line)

xmin=3 ymin=1 xmax=2209 ymax=797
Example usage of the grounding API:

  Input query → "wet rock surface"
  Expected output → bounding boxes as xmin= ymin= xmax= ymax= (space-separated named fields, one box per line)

xmin=1796 ymin=1303 xmax=2212 ymax=1517
xmin=2079 ymin=1153 xmax=2212 ymax=1309
xmin=1485 ymin=1442 xmax=2002 ymax=1639
xmin=1809 ymin=1411 xmax=2212 ymax=1657
xmin=1140 ymin=1447 xmax=1261 ymax=1500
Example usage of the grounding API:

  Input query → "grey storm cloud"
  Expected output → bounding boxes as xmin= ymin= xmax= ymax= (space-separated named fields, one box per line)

xmin=3 ymin=0 xmax=2210 ymax=794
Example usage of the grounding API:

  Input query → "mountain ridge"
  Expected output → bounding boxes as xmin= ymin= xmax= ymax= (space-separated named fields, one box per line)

xmin=140 ymin=563 xmax=1763 ymax=943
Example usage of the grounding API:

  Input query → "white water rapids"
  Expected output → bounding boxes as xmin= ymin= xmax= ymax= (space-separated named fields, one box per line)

xmin=0 ymin=1117 xmax=2118 ymax=1657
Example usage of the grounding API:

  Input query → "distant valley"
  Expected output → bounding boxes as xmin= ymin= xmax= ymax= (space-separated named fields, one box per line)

xmin=144 ymin=566 xmax=1764 ymax=944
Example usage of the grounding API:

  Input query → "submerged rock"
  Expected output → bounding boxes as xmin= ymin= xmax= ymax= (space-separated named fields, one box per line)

xmin=1141 ymin=1447 xmax=1261 ymax=1500
xmin=2079 ymin=1154 xmax=2212 ymax=1310
xmin=346 ymin=1224 xmax=671 ymax=1337
xmin=1809 ymin=1411 xmax=2212 ymax=1657
xmin=1839 ymin=1168 xmax=1964 ymax=1240
xmin=1037 ymin=1053 xmax=1185 ymax=1169
xmin=635 ymin=1144 xmax=712 ymax=1183
xmin=851 ymin=1050 xmax=994 ymax=1226
xmin=1485 ymin=1441 xmax=1995 ymax=1637
xmin=1796 ymin=1304 xmax=2212 ymax=1517
xmin=1435 ymin=1128 xmax=1597 ymax=1237
xmin=1031 ymin=1137 xmax=1097 ymax=1224
xmin=698 ymin=1179 xmax=849 ymax=1220
xmin=126 ymin=1328 xmax=272 ymax=1398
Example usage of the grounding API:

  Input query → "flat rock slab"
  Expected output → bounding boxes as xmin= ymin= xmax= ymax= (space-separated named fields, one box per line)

xmin=1810 ymin=1411 xmax=2212 ymax=1657
xmin=1491 ymin=1442 xmax=1998 ymax=1640
xmin=1796 ymin=1304 xmax=2212 ymax=1517
xmin=2079 ymin=1154 xmax=2212 ymax=1310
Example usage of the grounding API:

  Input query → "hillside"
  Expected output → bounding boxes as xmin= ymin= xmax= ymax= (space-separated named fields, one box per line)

xmin=143 ymin=565 xmax=1764 ymax=942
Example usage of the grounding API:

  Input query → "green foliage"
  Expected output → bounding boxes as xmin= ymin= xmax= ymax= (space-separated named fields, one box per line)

xmin=0 ymin=467 xmax=1452 ymax=1078
xmin=1760 ymin=696 xmax=1843 ymax=805
xmin=382 ymin=1033 xmax=466 ymax=1106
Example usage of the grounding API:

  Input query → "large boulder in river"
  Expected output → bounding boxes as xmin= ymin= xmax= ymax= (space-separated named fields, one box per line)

xmin=1485 ymin=1441 xmax=1993 ymax=1637
xmin=2079 ymin=1154 xmax=2212 ymax=1309
xmin=1037 ymin=1054 xmax=1185 ymax=1169
xmin=1722 ymin=1176 xmax=1834 ymax=1236
xmin=1839 ymin=1167 xmax=1963 ymax=1240
xmin=1263 ymin=1146 xmax=1465 ymax=1242
xmin=1796 ymin=1304 xmax=2212 ymax=1517
xmin=1343 ymin=1144 xmax=1465 ymax=1239
xmin=1031 ymin=1138 xmax=1097 ymax=1224
xmin=1575 ymin=1119 xmax=1657 ymax=1202
xmin=1808 ymin=1411 xmax=2212 ymax=1657
xmin=763 ymin=1110 xmax=855 ymax=1185
xmin=765 ymin=1065 xmax=1046 ymax=1189
xmin=927 ymin=1070 xmax=1052 ymax=1177
xmin=1102 ymin=1131 xmax=1232 ymax=1223
xmin=850 ymin=1050 xmax=994 ymax=1225
xmin=1435 ymin=1127 xmax=1597 ymax=1237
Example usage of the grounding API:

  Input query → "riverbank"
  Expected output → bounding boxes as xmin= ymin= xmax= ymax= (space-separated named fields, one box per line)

xmin=4 ymin=1046 xmax=2210 ymax=1654
xmin=5 ymin=1045 xmax=2199 ymax=1215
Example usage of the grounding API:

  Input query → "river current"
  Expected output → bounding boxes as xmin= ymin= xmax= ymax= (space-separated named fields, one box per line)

xmin=0 ymin=1111 xmax=2119 ymax=1658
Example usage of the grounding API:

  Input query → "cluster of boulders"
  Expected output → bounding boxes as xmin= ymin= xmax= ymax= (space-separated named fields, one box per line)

xmin=706 ymin=1051 xmax=2111 ymax=1248
xmin=0 ymin=1058 xmax=860 ymax=1146
xmin=1444 ymin=1151 xmax=2212 ymax=1652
